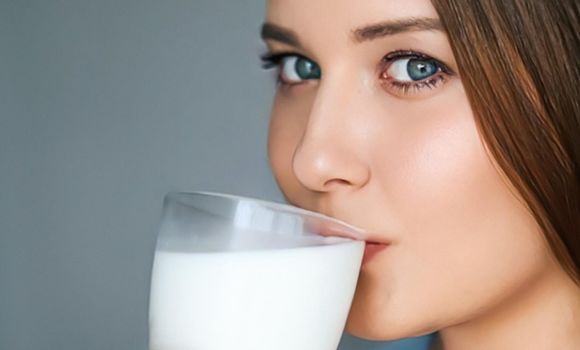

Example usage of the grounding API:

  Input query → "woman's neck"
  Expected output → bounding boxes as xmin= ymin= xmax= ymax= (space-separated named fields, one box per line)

xmin=438 ymin=266 xmax=580 ymax=350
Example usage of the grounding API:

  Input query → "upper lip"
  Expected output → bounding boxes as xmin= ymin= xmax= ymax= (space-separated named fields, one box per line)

xmin=328 ymin=216 xmax=393 ymax=244
xmin=306 ymin=205 xmax=394 ymax=245
xmin=339 ymin=222 xmax=394 ymax=245
xmin=361 ymin=234 xmax=392 ymax=245
xmin=327 ymin=220 xmax=393 ymax=245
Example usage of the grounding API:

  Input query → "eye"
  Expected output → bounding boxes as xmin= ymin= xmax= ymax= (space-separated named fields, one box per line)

xmin=280 ymin=56 xmax=321 ymax=83
xmin=260 ymin=52 xmax=321 ymax=86
xmin=388 ymin=58 xmax=439 ymax=82
xmin=380 ymin=50 xmax=455 ymax=97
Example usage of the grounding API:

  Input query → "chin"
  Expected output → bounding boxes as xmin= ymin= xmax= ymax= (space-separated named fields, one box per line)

xmin=345 ymin=296 xmax=437 ymax=341
xmin=345 ymin=317 xmax=436 ymax=342
xmin=345 ymin=315 xmax=408 ymax=341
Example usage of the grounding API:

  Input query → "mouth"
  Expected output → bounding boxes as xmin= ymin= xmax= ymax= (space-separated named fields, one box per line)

xmin=362 ymin=241 xmax=390 ymax=265
xmin=301 ymin=208 xmax=393 ymax=263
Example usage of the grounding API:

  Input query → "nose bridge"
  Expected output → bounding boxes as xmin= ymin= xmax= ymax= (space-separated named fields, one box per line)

xmin=306 ymin=63 xmax=358 ymax=137
xmin=292 ymin=63 xmax=370 ymax=191
xmin=302 ymin=64 xmax=360 ymax=146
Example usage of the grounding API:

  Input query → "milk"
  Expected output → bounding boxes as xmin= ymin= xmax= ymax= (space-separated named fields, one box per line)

xmin=148 ymin=239 xmax=364 ymax=350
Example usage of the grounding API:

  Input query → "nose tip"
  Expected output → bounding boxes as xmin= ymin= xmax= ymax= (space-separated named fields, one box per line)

xmin=292 ymin=137 xmax=370 ymax=193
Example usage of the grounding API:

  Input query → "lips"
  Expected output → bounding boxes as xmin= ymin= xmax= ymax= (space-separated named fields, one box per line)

xmin=362 ymin=241 xmax=390 ymax=264
xmin=303 ymin=207 xmax=393 ymax=262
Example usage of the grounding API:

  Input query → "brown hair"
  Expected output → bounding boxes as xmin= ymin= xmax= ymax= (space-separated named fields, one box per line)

xmin=430 ymin=0 xmax=579 ymax=284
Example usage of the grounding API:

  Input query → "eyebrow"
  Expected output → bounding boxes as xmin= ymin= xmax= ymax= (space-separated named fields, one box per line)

xmin=352 ymin=17 xmax=443 ymax=42
xmin=260 ymin=22 xmax=303 ymax=49
xmin=260 ymin=17 xmax=443 ymax=48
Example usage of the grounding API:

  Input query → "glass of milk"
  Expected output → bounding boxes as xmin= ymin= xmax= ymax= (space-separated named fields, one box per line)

xmin=148 ymin=191 xmax=365 ymax=350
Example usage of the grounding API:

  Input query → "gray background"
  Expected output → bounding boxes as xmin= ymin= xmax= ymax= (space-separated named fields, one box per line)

xmin=0 ymin=1 xmax=432 ymax=349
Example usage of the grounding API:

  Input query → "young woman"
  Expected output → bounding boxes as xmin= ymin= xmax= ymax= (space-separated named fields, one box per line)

xmin=259 ymin=0 xmax=579 ymax=349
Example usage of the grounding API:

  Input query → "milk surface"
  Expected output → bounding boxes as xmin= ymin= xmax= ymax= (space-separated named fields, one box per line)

xmin=149 ymin=239 xmax=364 ymax=350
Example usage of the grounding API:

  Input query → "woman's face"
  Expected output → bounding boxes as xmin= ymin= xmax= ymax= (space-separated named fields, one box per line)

xmin=263 ymin=0 xmax=553 ymax=340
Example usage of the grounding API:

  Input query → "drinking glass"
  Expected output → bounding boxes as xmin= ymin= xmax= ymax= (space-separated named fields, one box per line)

xmin=148 ymin=191 xmax=365 ymax=350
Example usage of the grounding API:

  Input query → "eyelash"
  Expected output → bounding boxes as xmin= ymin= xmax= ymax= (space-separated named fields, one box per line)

xmin=260 ymin=52 xmax=293 ymax=70
xmin=260 ymin=49 xmax=455 ymax=96
xmin=260 ymin=51 xmax=311 ymax=85
xmin=380 ymin=50 xmax=454 ymax=95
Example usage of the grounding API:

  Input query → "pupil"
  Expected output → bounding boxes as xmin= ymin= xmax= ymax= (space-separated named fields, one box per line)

xmin=295 ymin=58 xmax=321 ymax=79
xmin=407 ymin=59 xmax=436 ymax=80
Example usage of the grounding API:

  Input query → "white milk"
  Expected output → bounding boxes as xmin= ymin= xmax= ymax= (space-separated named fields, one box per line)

xmin=149 ymin=239 xmax=364 ymax=350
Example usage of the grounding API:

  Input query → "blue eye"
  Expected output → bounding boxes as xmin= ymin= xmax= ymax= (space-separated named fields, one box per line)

xmin=260 ymin=52 xmax=321 ymax=85
xmin=280 ymin=55 xmax=321 ymax=83
xmin=379 ymin=51 xmax=455 ymax=97
xmin=387 ymin=57 xmax=439 ymax=82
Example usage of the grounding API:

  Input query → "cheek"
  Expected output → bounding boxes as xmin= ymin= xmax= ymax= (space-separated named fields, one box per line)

xmin=385 ymin=85 xmax=544 ymax=276
xmin=367 ymin=81 xmax=500 ymax=239
xmin=348 ymin=83 xmax=549 ymax=338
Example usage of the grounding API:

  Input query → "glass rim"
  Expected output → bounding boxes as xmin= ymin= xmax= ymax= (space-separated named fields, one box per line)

xmin=165 ymin=191 xmax=365 ymax=238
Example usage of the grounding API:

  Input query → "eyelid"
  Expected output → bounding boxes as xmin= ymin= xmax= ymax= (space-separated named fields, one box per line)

xmin=382 ymin=50 xmax=455 ymax=75
xmin=260 ymin=51 xmax=316 ymax=69
xmin=259 ymin=49 xmax=454 ymax=95
xmin=260 ymin=51 xmax=322 ymax=87
xmin=378 ymin=49 xmax=456 ymax=98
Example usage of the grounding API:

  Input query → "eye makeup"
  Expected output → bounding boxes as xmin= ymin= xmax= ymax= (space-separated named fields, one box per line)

xmin=260 ymin=48 xmax=456 ymax=97
xmin=379 ymin=49 xmax=456 ymax=97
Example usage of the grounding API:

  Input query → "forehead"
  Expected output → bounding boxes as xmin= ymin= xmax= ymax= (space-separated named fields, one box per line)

xmin=265 ymin=0 xmax=440 ymax=31
xmin=264 ymin=0 xmax=442 ymax=57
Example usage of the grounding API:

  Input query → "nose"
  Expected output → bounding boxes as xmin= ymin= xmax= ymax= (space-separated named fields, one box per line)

xmin=292 ymin=70 xmax=371 ymax=193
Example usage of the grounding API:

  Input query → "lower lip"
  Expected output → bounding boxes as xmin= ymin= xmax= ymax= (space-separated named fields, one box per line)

xmin=362 ymin=242 xmax=389 ymax=264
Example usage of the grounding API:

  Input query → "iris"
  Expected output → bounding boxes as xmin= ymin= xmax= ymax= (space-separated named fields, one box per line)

xmin=407 ymin=59 xmax=437 ymax=81
xmin=295 ymin=57 xmax=321 ymax=80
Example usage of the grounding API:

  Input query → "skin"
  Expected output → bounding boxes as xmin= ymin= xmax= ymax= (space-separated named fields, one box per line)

xmin=262 ymin=0 xmax=580 ymax=349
